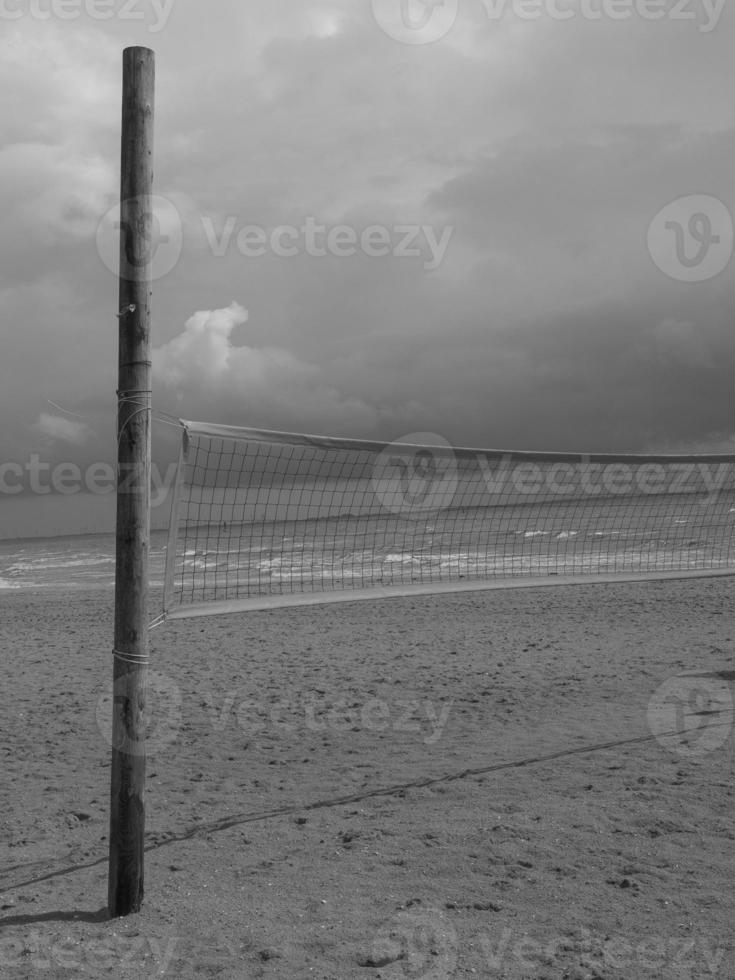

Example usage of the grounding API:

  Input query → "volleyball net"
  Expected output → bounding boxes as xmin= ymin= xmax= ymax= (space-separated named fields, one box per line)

xmin=162 ymin=420 xmax=735 ymax=619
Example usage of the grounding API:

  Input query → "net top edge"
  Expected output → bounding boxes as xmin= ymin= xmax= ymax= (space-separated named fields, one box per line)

xmin=179 ymin=420 xmax=735 ymax=465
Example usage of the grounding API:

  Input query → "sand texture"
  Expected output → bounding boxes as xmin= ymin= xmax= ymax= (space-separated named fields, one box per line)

xmin=1 ymin=577 xmax=734 ymax=978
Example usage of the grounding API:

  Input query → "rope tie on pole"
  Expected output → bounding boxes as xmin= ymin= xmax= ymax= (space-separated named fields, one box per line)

xmin=117 ymin=389 xmax=153 ymax=408
xmin=117 ymin=389 xmax=152 ymax=446
xmin=112 ymin=648 xmax=150 ymax=666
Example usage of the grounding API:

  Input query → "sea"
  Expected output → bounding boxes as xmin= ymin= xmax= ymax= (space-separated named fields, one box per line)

xmin=172 ymin=490 xmax=735 ymax=606
xmin=2 ymin=491 xmax=734 ymax=601
xmin=0 ymin=530 xmax=169 ymax=593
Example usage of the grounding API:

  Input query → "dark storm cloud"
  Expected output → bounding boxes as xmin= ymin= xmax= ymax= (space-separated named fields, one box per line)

xmin=2 ymin=2 xmax=734 ymax=535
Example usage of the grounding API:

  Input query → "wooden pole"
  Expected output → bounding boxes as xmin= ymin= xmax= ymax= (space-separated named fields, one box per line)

xmin=108 ymin=45 xmax=155 ymax=918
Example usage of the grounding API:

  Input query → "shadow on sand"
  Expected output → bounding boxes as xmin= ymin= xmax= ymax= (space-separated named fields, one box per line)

xmin=0 ymin=906 xmax=109 ymax=929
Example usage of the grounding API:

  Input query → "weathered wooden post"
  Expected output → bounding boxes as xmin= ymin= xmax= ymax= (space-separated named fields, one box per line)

xmin=108 ymin=45 xmax=155 ymax=917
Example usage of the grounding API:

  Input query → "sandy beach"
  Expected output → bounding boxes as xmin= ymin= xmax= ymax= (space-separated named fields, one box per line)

xmin=1 ymin=577 xmax=734 ymax=979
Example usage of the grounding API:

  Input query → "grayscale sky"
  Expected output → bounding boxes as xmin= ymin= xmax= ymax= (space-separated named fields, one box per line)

xmin=1 ymin=0 xmax=734 ymax=536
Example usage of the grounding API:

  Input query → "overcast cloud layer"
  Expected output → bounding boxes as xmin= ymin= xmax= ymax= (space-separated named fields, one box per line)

xmin=1 ymin=0 xmax=734 ymax=535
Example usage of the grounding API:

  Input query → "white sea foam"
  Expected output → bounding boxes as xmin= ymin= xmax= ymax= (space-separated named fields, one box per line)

xmin=10 ymin=554 xmax=115 ymax=571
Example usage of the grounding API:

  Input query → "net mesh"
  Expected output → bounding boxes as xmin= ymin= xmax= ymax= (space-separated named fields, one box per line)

xmin=163 ymin=420 xmax=735 ymax=618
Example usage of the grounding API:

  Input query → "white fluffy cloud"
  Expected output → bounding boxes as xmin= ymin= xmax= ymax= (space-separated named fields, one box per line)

xmin=153 ymin=302 xmax=250 ymax=387
xmin=152 ymin=302 xmax=417 ymax=435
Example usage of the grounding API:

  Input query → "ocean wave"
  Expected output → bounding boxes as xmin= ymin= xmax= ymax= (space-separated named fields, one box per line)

xmin=8 ymin=556 xmax=114 ymax=573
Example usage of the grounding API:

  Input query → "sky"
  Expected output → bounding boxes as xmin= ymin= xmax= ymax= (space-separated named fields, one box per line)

xmin=1 ymin=0 xmax=734 ymax=537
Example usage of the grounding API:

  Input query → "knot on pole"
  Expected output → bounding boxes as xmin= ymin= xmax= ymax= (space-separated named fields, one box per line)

xmin=117 ymin=304 xmax=137 ymax=318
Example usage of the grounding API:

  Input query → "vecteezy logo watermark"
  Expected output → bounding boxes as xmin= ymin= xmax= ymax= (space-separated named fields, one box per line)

xmin=477 ymin=926 xmax=726 ymax=975
xmin=479 ymin=0 xmax=726 ymax=33
xmin=647 ymin=673 xmax=734 ymax=758
xmin=475 ymin=455 xmax=735 ymax=499
xmin=3 ymin=452 xmax=733 ymax=511
xmin=201 ymin=216 xmax=454 ymax=271
xmin=0 ymin=0 xmax=176 ymax=32
xmin=0 ymin=456 xmax=178 ymax=506
xmin=369 ymin=439 xmax=735 ymax=519
xmin=647 ymin=194 xmax=734 ymax=283
xmin=372 ymin=433 xmax=460 ymax=519
xmin=202 ymin=691 xmax=454 ymax=746
xmin=371 ymin=0 xmax=460 ymax=44
xmin=0 ymin=932 xmax=180 ymax=976
xmin=95 ymin=669 xmax=183 ymax=756
xmin=96 ymin=195 xmax=183 ymax=281
xmin=366 ymin=906 xmax=458 ymax=977
xmin=370 ymin=0 xmax=726 ymax=42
